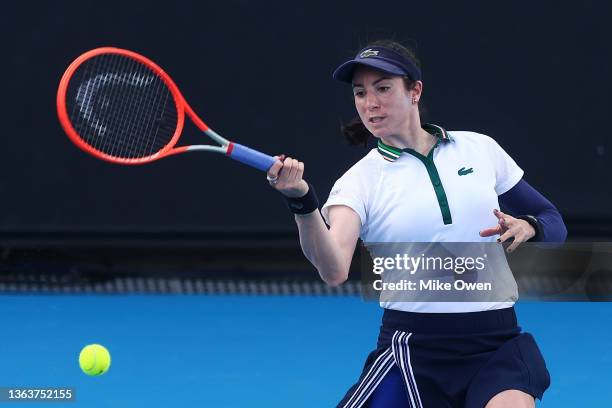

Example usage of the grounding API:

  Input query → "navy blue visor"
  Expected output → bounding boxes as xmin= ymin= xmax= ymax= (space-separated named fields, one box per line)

xmin=332 ymin=46 xmax=422 ymax=84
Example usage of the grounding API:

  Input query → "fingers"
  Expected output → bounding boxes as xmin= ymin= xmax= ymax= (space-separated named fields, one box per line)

xmin=479 ymin=209 xmax=508 ymax=237
xmin=497 ymin=211 xmax=517 ymax=244
xmin=296 ymin=161 xmax=304 ymax=182
xmin=266 ymin=155 xmax=308 ymax=197
xmin=479 ymin=225 xmax=502 ymax=237
xmin=290 ymin=158 xmax=300 ymax=180
xmin=282 ymin=158 xmax=305 ymax=184
xmin=496 ymin=213 xmax=534 ymax=253
xmin=498 ymin=228 xmax=514 ymax=244
xmin=285 ymin=157 xmax=300 ymax=181
xmin=493 ymin=208 xmax=505 ymax=220
xmin=479 ymin=209 xmax=520 ymax=252
xmin=267 ymin=159 xmax=283 ymax=179
xmin=506 ymin=238 xmax=522 ymax=253
xmin=267 ymin=155 xmax=300 ymax=183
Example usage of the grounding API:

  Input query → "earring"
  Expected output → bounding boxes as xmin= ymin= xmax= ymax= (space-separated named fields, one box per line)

xmin=412 ymin=98 xmax=417 ymax=105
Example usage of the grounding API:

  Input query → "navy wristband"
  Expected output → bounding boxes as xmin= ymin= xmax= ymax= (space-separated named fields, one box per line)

xmin=283 ymin=183 xmax=319 ymax=214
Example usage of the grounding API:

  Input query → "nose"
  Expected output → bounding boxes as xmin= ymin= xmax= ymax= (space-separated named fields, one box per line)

xmin=365 ymin=92 xmax=380 ymax=111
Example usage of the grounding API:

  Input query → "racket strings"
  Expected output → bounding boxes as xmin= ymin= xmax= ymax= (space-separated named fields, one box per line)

xmin=66 ymin=53 xmax=178 ymax=159
xmin=113 ymin=55 xmax=170 ymax=156
xmin=107 ymin=55 xmax=159 ymax=156
xmin=105 ymin=54 xmax=177 ymax=157
xmin=95 ymin=54 xmax=176 ymax=157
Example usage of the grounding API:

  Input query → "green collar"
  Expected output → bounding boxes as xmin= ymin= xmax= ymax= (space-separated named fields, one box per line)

xmin=376 ymin=123 xmax=453 ymax=162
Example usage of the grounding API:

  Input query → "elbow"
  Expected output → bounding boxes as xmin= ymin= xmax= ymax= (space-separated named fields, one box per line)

xmin=320 ymin=268 xmax=349 ymax=287
xmin=308 ymin=253 xmax=350 ymax=287
xmin=325 ymin=275 xmax=348 ymax=287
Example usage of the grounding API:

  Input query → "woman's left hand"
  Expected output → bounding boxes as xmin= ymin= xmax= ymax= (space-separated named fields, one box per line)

xmin=479 ymin=209 xmax=536 ymax=253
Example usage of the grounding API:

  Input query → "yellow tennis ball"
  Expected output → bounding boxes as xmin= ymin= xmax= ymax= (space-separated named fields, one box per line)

xmin=79 ymin=344 xmax=111 ymax=376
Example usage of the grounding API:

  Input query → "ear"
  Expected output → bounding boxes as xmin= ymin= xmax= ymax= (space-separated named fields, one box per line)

xmin=412 ymin=80 xmax=424 ymax=101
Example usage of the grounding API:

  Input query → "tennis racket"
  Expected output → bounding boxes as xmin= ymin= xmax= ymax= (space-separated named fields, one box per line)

xmin=56 ymin=47 xmax=276 ymax=171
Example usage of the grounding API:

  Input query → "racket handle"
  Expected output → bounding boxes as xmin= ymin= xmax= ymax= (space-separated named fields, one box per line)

xmin=227 ymin=143 xmax=276 ymax=172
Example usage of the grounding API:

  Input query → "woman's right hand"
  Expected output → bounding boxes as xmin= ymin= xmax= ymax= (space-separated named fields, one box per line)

xmin=267 ymin=154 xmax=309 ymax=198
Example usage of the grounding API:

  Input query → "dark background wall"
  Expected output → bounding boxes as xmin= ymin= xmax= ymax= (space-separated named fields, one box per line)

xmin=3 ymin=0 xmax=611 ymax=237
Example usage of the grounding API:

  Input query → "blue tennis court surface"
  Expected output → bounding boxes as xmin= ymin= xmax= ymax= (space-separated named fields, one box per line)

xmin=2 ymin=296 xmax=610 ymax=407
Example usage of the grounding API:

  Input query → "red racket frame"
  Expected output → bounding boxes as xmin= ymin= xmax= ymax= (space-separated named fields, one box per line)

xmin=57 ymin=47 xmax=223 ymax=165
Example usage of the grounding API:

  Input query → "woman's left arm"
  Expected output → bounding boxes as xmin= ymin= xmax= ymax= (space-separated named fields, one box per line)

xmin=480 ymin=179 xmax=568 ymax=250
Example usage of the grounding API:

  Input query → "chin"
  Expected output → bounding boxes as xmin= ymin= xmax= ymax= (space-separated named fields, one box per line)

xmin=369 ymin=129 xmax=390 ymax=139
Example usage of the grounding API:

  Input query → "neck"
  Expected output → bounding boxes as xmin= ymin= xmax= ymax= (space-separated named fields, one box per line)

xmin=380 ymin=117 xmax=434 ymax=156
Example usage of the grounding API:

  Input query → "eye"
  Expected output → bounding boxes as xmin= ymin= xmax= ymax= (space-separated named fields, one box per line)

xmin=353 ymin=89 xmax=365 ymax=98
xmin=378 ymin=85 xmax=390 ymax=93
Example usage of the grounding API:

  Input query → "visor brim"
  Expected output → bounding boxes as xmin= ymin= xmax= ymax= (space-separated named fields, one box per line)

xmin=332 ymin=59 xmax=408 ymax=83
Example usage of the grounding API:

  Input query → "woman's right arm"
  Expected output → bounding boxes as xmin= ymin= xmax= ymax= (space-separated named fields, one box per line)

xmin=267 ymin=157 xmax=361 ymax=286
xmin=294 ymin=204 xmax=361 ymax=286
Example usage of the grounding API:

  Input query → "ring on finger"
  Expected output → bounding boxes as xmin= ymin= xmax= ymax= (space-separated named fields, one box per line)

xmin=267 ymin=174 xmax=279 ymax=185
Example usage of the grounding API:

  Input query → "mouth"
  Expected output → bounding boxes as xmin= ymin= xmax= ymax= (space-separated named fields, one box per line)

xmin=369 ymin=116 xmax=386 ymax=124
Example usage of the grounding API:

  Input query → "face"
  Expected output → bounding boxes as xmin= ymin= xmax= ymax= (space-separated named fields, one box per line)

xmin=352 ymin=66 xmax=415 ymax=139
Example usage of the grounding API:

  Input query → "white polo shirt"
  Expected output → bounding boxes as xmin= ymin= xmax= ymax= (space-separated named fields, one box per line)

xmin=321 ymin=124 xmax=523 ymax=313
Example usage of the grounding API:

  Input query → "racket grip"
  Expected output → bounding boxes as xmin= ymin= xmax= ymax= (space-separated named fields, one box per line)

xmin=227 ymin=143 xmax=277 ymax=172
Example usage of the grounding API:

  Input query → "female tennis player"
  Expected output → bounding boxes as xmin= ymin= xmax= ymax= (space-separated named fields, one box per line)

xmin=266 ymin=39 xmax=566 ymax=408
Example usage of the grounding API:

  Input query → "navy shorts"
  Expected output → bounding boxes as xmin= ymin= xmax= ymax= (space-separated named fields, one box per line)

xmin=337 ymin=307 xmax=550 ymax=408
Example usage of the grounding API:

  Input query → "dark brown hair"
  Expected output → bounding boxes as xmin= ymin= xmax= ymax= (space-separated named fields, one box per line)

xmin=340 ymin=39 xmax=425 ymax=146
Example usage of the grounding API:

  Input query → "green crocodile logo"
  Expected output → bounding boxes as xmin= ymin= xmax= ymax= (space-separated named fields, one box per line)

xmin=458 ymin=167 xmax=474 ymax=176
